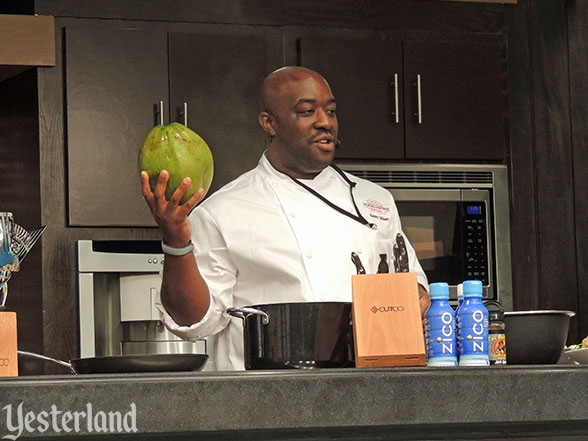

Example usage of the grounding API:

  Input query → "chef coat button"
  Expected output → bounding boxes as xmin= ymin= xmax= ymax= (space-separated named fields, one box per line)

xmin=291 ymin=212 xmax=296 ymax=218
xmin=357 ymin=249 xmax=362 ymax=254
xmin=306 ymin=251 xmax=313 ymax=259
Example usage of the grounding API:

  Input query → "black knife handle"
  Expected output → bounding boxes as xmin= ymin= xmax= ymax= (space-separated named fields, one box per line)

xmin=377 ymin=253 xmax=389 ymax=274
xmin=351 ymin=252 xmax=366 ymax=275
xmin=396 ymin=233 xmax=410 ymax=273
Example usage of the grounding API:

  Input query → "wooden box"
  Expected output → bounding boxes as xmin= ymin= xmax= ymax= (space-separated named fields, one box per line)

xmin=0 ymin=312 xmax=18 ymax=377
xmin=352 ymin=273 xmax=426 ymax=368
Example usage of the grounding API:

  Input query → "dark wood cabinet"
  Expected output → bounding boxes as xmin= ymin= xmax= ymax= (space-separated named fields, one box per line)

xmin=65 ymin=25 xmax=282 ymax=227
xmin=298 ymin=34 xmax=508 ymax=161
xmin=65 ymin=25 xmax=507 ymax=227
xmin=168 ymin=30 xmax=279 ymax=199
xmin=403 ymin=40 xmax=507 ymax=160
xmin=299 ymin=35 xmax=404 ymax=160
xmin=65 ymin=27 xmax=168 ymax=227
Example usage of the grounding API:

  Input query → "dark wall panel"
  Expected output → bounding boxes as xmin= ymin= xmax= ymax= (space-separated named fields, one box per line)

xmin=0 ymin=70 xmax=44 ymax=374
xmin=529 ymin=0 xmax=578 ymax=340
xmin=567 ymin=0 xmax=588 ymax=341
xmin=505 ymin=0 xmax=587 ymax=343
xmin=505 ymin=0 xmax=540 ymax=311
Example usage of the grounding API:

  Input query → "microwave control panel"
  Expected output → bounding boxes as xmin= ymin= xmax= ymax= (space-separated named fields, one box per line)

xmin=462 ymin=203 xmax=489 ymax=285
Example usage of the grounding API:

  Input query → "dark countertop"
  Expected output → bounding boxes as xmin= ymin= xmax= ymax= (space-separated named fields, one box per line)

xmin=1 ymin=365 xmax=588 ymax=440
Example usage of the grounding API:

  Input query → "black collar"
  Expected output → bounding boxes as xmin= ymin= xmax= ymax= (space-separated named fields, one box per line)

xmin=287 ymin=164 xmax=378 ymax=230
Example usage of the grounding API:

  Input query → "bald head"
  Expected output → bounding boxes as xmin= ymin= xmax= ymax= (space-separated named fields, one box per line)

xmin=259 ymin=66 xmax=331 ymax=113
xmin=256 ymin=66 xmax=338 ymax=179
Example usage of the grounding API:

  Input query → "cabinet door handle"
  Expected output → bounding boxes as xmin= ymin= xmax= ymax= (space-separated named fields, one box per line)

xmin=178 ymin=102 xmax=188 ymax=127
xmin=391 ymin=73 xmax=399 ymax=124
xmin=416 ymin=74 xmax=422 ymax=125
xmin=155 ymin=101 xmax=164 ymax=126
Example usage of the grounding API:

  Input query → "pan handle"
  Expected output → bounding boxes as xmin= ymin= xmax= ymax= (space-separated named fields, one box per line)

xmin=17 ymin=350 xmax=77 ymax=374
xmin=226 ymin=306 xmax=269 ymax=325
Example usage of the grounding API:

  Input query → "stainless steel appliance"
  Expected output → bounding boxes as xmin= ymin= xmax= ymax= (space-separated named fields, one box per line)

xmin=338 ymin=163 xmax=512 ymax=309
xmin=77 ymin=240 xmax=213 ymax=369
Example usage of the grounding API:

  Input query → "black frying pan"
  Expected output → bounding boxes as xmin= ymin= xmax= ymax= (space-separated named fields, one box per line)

xmin=18 ymin=351 xmax=208 ymax=374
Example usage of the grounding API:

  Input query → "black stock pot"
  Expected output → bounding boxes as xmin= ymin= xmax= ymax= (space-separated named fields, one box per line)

xmin=227 ymin=302 xmax=355 ymax=370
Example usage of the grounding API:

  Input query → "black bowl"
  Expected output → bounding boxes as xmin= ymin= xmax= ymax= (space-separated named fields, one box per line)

xmin=504 ymin=310 xmax=575 ymax=364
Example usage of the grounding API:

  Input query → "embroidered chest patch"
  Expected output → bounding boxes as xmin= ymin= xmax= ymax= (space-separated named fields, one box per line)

xmin=362 ymin=199 xmax=390 ymax=221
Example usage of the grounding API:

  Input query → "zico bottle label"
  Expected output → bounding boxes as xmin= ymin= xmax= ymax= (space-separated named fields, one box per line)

xmin=458 ymin=305 xmax=489 ymax=366
xmin=425 ymin=306 xmax=457 ymax=366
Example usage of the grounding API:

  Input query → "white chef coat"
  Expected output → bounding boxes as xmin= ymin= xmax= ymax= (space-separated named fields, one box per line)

xmin=156 ymin=152 xmax=428 ymax=371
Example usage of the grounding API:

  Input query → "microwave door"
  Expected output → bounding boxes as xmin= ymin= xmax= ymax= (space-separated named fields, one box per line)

xmin=390 ymin=189 xmax=463 ymax=290
xmin=389 ymin=188 xmax=492 ymax=300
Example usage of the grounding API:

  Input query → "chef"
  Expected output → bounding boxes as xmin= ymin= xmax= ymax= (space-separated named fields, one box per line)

xmin=140 ymin=66 xmax=430 ymax=371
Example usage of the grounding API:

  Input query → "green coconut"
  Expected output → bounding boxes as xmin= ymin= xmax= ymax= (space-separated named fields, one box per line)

xmin=138 ymin=123 xmax=214 ymax=204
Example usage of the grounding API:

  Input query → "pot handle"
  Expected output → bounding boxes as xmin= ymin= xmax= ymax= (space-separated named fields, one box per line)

xmin=226 ymin=306 xmax=269 ymax=325
xmin=17 ymin=350 xmax=77 ymax=374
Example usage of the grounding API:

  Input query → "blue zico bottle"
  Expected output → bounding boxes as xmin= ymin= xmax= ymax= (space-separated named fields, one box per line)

xmin=457 ymin=280 xmax=489 ymax=366
xmin=425 ymin=282 xmax=457 ymax=366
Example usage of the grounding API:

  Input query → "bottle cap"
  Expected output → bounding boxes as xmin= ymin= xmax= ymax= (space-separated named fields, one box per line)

xmin=429 ymin=282 xmax=449 ymax=300
xmin=463 ymin=280 xmax=483 ymax=298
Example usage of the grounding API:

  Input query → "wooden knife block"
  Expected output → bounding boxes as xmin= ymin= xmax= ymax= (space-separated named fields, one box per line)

xmin=0 ymin=311 xmax=18 ymax=377
xmin=352 ymin=273 xmax=426 ymax=368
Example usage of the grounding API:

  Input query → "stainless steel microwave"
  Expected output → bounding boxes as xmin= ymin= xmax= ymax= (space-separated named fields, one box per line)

xmin=337 ymin=163 xmax=513 ymax=310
